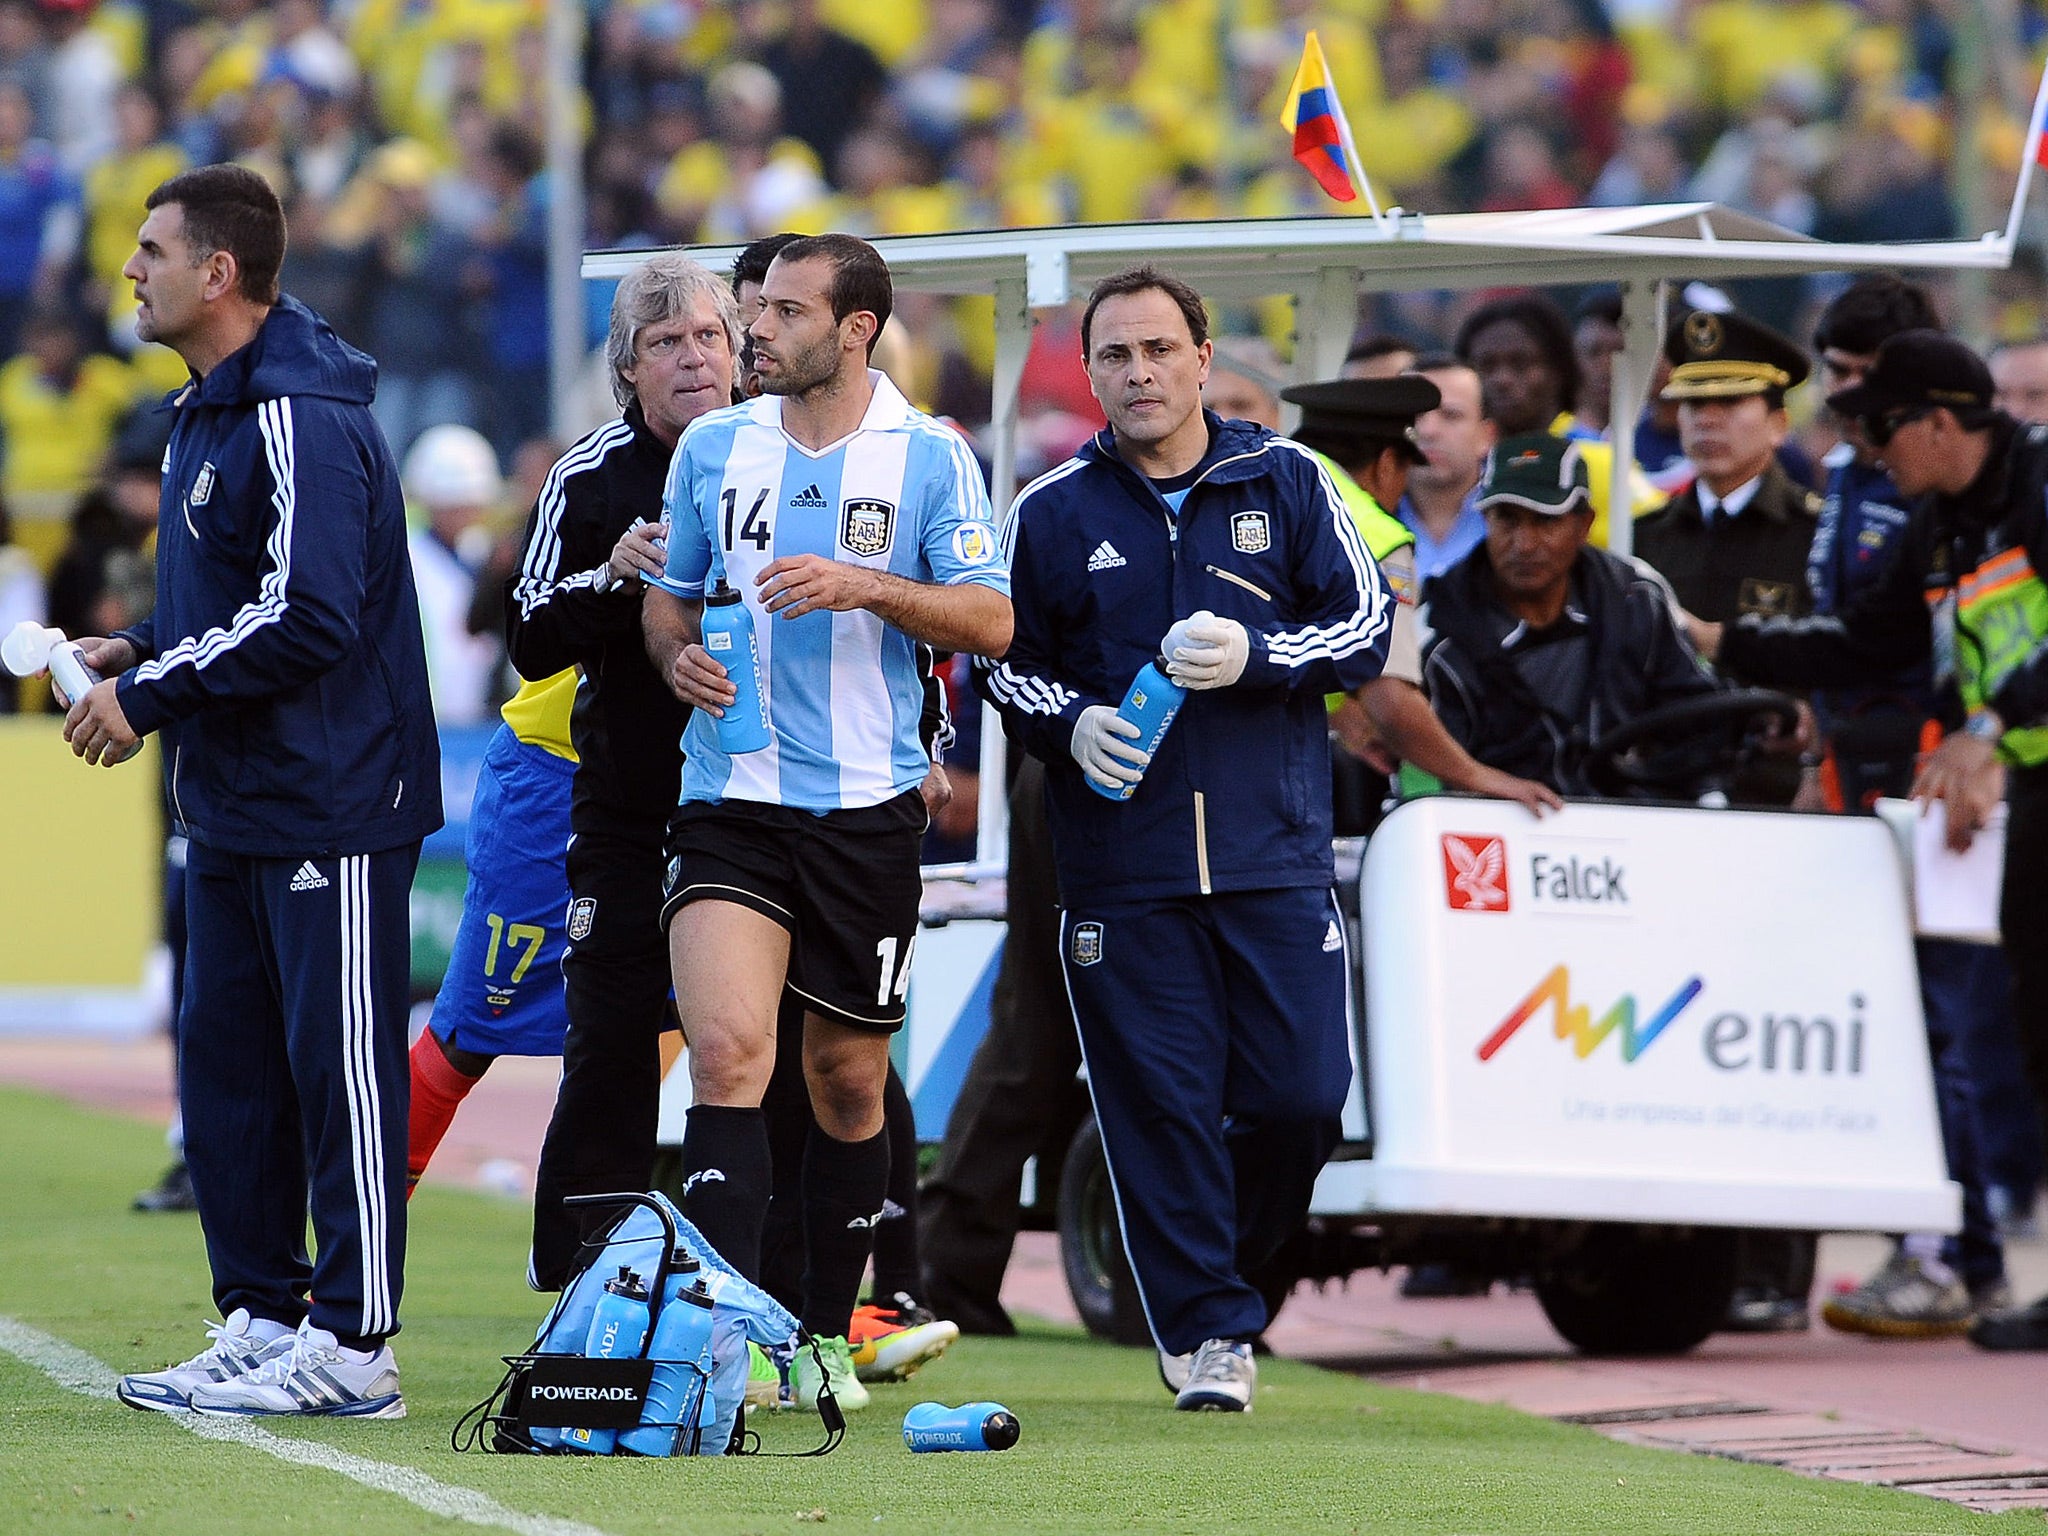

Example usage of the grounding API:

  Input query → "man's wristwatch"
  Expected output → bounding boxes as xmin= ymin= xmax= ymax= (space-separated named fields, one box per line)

xmin=1963 ymin=708 xmax=2005 ymax=745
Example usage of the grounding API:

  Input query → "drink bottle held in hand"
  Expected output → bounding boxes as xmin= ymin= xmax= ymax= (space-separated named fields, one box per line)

xmin=617 ymin=1270 xmax=717 ymax=1457
xmin=700 ymin=580 xmax=772 ymax=754
xmin=902 ymin=1400 xmax=1021 ymax=1452
xmin=3 ymin=621 xmax=142 ymax=763
xmin=1085 ymin=657 xmax=1185 ymax=802
xmin=569 ymin=1266 xmax=651 ymax=1454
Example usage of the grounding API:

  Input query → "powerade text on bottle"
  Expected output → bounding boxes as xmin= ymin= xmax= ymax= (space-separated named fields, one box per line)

xmin=569 ymin=1266 xmax=651 ymax=1454
xmin=902 ymin=1400 xmax=1022 ymax=1452
xmin=617 ymin=1274 xmax=717 ymax=1457
xmin=1086 ymin=657 xmax=1186 ymax=801
xmin=701 ymin=579 xmax=772 ymax=754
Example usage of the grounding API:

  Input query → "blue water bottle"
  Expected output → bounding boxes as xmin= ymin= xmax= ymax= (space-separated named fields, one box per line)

xmin=701 ymin=579 xmax=772 ymax=755
xmin=903 ymin=1401 xmax=1021 ymax=1452
xmin=617 ymin=1276 xmax=717 ymax=1457
xmin=1086 ymin=657 xmax=1186 ymax=802
xmin=568 ymin=1266 xmax=651 ymax=1455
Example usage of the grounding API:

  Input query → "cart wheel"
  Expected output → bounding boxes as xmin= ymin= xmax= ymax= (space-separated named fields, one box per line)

xmin=1056 ymin=1115 xmax=1151 ymax=1344
xmin=1534 ymin=1225 xmax=1740 ymax=1356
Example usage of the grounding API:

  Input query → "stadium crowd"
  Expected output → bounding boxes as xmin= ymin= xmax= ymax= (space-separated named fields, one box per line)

xmin=3 ymin=0 xmax=2048 ymax=723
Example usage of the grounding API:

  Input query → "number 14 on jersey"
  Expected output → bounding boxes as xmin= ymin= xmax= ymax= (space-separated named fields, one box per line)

xmin=721 ymin=488 xmax=774 ymax=552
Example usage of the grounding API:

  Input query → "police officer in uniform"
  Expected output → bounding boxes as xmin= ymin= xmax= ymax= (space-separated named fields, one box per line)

xmin=1636 ymin=309 xmax=1821 ymax=632
xmin=1698 ymin=331 xmax=2048 ymax=1351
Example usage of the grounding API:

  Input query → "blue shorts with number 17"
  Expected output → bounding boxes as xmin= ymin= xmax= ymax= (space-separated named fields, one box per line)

xmin=428 ymin=725 xmax=576 ymax=1057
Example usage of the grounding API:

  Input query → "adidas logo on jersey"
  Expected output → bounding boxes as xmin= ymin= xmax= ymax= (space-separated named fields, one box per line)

xmin=790 ymin=482 xmax=829 ymax=508
xmin=1322 ymin=919 xmax=1343 ymax=953
xmin=289 ymin=861 xmax=330 ymax=892
xmin=1087 ymin=540 xmax=1126 ymax=572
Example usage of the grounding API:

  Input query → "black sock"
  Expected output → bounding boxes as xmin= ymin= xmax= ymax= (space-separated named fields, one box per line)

xmin=679 ymin=1105 xmax=771 ymax=1281
xmin=799 ymin=1123 xmax=890 ymax=1340
xmin=867 ymin=1065 xmax=922 ymax=1302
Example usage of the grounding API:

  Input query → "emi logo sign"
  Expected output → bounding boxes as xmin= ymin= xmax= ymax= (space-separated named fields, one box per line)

xmin=1442 ymin=834 xmax=1509 ymax=913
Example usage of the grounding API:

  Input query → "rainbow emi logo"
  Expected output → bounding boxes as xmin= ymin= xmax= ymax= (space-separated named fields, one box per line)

xmin=1476 ymin=964 xmax=1705 ymax=1064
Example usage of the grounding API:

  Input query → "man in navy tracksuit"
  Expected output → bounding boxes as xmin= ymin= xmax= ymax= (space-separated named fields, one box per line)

xmin=985 ymin=266 xmax=1391 ymax=1410
xmin=64 ymin=166 xmax=439 ymax=1419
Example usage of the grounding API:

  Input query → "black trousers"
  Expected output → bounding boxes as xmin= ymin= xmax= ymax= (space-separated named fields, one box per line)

xmin=918 ymin=756 xmax=1083 ymax=1323
xmin=529 ymin=815 xmax=672 ymax=1290
xmin=2003 ymin=766 xmax=2048 ymax=1155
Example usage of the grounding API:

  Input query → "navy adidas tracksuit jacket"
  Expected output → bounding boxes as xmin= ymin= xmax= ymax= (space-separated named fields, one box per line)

xmin=984 ymin=414 xmax=1391 ymax=1354
xmin=114 ymin=295 xmax=439 ymax=1345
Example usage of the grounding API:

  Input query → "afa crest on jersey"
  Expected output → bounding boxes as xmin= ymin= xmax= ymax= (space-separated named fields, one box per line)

xmin=567 ymin=897 xmax=597 ymax=942
xmin=841 ymin=497 xmax=896 ymax=557
xmin=1070 ymin=920 xmax=1104 ymax=966
xmin=190 ymin=462 xmax=217 ymax=507
xmin=1230 ymin=509 xmax=1270 ymax=554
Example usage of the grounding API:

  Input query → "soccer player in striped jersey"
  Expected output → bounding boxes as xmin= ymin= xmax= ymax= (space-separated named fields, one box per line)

xmin=644 ymin=233 xmax=1011 ymax=1410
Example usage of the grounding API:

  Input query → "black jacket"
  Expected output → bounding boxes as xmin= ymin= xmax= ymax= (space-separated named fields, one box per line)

xmin=114 ymin=295 xmax=441 ymax=857
xmin=1420 ymin=544 xmax=1721 ymax=795
xmin=1635 ymin=461 xmax=1821 ymax=631
xmin=1721 ymin=415 xmax=2048 ymax=740
xmin=505 ymin=405 xmax=684 ymax=827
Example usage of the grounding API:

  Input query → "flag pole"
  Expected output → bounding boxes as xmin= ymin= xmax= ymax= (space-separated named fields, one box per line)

xmin=1329 ymin=92 xmax=1387 ymax=229
xmin=2004 ymin=62 xmax=2048 ymax=252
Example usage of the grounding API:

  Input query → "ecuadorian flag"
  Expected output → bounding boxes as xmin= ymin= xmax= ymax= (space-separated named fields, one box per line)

xmin=1280 ymin=31 xmax=1360 ymax=203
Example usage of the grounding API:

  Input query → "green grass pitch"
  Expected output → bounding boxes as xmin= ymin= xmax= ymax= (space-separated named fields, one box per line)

xmin=0 ymin=1087 xmax=2034 ymax=1535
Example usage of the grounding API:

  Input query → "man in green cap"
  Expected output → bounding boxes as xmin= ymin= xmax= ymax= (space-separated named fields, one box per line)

xmin=1282 ymin=376 xmax=1561 ymax=821
xmin=1419 ymin=433 xmax=1722 ymax=793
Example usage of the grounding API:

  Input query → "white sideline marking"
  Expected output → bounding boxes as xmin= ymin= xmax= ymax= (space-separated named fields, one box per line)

xmin=0 ymin=1316 xmax=619 ymax=1536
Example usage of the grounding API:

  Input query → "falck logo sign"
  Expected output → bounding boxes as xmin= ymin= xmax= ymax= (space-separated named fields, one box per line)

xmin=1476 ymin=965 xmax=1705 ymax=1064
xmin=1442 ymin=834 xmax=1508 ymax=912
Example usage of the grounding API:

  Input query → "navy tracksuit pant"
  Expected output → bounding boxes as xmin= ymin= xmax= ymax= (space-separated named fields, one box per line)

xmin=179 ymin=839 xmax=418 ymax=1347
xmin=1060 ymin=885 xmax=1351 ymax=1356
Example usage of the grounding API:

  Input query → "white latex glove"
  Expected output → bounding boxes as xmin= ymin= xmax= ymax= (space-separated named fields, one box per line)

xmin=1162 ymin=610 xmax=1249 ymax=690
xmin=1070 ymin=704 xmax=1149 ymax=791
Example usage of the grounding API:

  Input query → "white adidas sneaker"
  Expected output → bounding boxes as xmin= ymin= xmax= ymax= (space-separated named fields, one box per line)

xmin=1173 ymin=1338 xmax=1255 ymax=1413
xmin=189 ymin=1319 xmax=405 ymax=1419
xmin=115 ymin=1309 xmax=296 ymax=1414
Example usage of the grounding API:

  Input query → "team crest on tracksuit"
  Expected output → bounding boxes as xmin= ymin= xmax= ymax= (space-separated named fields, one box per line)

xmin=190 ymin=462 xmax=217 ymax=506
xmin=841 ymin=498 xmax=896 ymax=557
xmin=567 ymin=897 xmax=597 ymax=941
xmin=1070 ymin=921 xmax=1104 ymax=966
xmin=1230 ymin=510 xmax=1270 ymax=554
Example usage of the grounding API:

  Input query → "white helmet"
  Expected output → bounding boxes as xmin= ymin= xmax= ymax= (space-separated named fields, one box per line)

xmin=403 ymin=424 xmax=503 ymax=509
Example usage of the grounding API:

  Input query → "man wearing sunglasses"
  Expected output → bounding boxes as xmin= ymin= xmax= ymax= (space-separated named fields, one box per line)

xmin=1694 ymin=329 xmax=2048 ymax=1352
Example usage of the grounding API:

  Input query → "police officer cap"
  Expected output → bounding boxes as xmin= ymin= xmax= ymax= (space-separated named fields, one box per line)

xmin=1279 ymin=375 xmax=1441 ymax=463
xmin=1660 ymin=309 xmax=1810 ymax=400
xmin=1825 ymin=329 xmax=1994 ymax=421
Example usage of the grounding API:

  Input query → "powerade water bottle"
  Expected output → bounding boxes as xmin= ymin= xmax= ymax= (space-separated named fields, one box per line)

xmin=569 ymin=1266 xmax=651 ymax=1455
xmin=902 ymin=1401 xmax=1021 ymax=1453
xmin=1085 ymin=657 xmax=1186 ymax=802
xmin=700 ymin=579 xmax=771 ymax=755
xmin=617 ymin=1276 xmax=717 ymax=1457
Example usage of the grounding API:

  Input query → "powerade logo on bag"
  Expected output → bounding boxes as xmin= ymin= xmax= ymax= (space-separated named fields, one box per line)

xmin=516 ymin=1358 xmax=654 ymax=1430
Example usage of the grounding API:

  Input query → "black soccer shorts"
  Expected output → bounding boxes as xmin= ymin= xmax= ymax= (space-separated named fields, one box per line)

xmin=660 ymin=789 xmax=928 ymax=1032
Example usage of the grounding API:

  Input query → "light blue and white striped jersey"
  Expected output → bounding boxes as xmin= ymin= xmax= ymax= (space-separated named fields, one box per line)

xmin=653 ymin=372 xmax=1009 ymax=812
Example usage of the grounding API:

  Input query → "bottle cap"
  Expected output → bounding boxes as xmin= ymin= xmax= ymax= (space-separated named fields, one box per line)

xmin=605 ymin=1265 xmax=648 ymax=1300
xmin=708 ymin=579 xmax=741 ymax=606
xmin=1 ymin=621 xmax=55 ymax=678
xmin=981 ymin=1410 xmax=1021 ymax=1451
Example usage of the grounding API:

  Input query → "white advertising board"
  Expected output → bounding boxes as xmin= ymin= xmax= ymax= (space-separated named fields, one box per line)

xmin=1323 ymin=797 xmax=1960 ymax=1233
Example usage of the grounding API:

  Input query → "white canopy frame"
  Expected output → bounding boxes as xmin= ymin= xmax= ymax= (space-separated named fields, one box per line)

xmin=587 ymin=144 xmax=2043 ymax=869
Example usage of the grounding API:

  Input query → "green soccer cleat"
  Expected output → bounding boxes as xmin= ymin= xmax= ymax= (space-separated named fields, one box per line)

xmin=791 ymin=1335 xmax=869 ymax=1413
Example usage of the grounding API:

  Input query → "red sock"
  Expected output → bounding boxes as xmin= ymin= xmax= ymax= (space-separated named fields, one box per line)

xmin=407 ymin=1030 xmax=483 ymax=1197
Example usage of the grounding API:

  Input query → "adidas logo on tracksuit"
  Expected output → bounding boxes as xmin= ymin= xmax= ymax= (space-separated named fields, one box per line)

xmin=1087 ymin=540 xmax=1126 ymax=571
xmin=289 ymin=862 xmax=330 ymax=892
xmin=790 ymin=483 xmax=829 ymax=508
